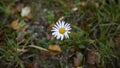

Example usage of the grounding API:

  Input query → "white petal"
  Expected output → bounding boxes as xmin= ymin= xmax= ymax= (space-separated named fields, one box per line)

xmin=56 ymin=34 xmax=61 ymax=39
xmin=56 ymin=22 xmax=61 ymax=28
xmin=52 ymin=32 xmax=59 ymax=38
xmin=65 ymin=27 xmax=71 ymax=31
xmin=67 ymin=31 xmax=70 ymax=33
xmin=54 ymin=24 xmax=59 ymax=29
xmin=60 ymin=35 xmax=64 ymax=40
xmin=54 ymin=33 xmax=58 ymax=37
xmin=68 ymin=27 xmax=71 ymax=30
xmin=66 ymin=26 xmax=71 ymax=29
xmin=51 ymin=29 xmax=58 ymax=31
xmin=52 ymin=32 xmax=56 ymax=35
xmin=61 ymin=21 xmax=65 ymax=27
xmin=52 ymin=27 xmax=57 ymax=30
xmin=59 ymin=21 xmax=62 ymax=28
xmin=65 ymin=33 xmax=69 ymax=39
xmin=65 ymin=23 xmax=70 ymax=27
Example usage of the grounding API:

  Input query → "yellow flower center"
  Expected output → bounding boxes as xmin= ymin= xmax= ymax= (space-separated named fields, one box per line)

xmin=59 ymin=28 xmax=66 ymax=34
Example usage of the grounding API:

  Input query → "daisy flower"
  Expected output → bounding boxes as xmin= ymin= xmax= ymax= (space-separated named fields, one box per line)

xmin=51 ymin=21 xmax=71 ymax=40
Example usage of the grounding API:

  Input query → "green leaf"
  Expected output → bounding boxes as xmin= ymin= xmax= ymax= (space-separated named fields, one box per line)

xmin=78 ymin=45 xmax=85 ymax=49
xmin=19 ymin=20 xmax=25 ymax=27
xmin=76 ymin=52 xmax=83 ymax=59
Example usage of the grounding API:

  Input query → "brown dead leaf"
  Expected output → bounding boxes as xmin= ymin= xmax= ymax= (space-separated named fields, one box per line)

xmin=117 ymin=57 xmax=120 ymax=68
xmin=25 ymin=62 xmax=34 ymax=68
xmin=23 ymin=13 xmax=33 ymax=21
xmin=80 ymin=22 xmax=90 ymax=30
xmin=11 ymin=19 xmax=20 ymax=30
xmin=79 ymin=1 xmax=99 ymax=8
xmin=16 ymin=25 xmax=29 ymax=44
xmin=48 ymin=44 xmax=62 ymax=52
xmin=0 ymin=42 xmax=6 ymax=46
xmin=11 ymin=19 xmax=29 ymax=31
xmin=115 ymin=37 xmax=120 ymax=56
xmin=77 ymin=66 xmax=83 ymax=68
xmin=73 ymin=53 xmax=83 ymax=67
xmin=79 ymin=1 xmax=87 ymax=7
xmin=115 ymin=36 xmax=120 ymax=45
xmin=48 ymin=44 xmax=62 ymax=55
xmin=95 ymin=2 xmax=100 ymax=8
xmin=33 ymin=62 xmax=41 ymax=68
xmin=66 ymin=0 xmax=74 ymax=7
xmin=16 ymin=32 xmax=25 ymax=42
xmin=72 ymin=32 xmax=77 ymax=39
xmin=16 ymin=3 xmax=24 ymax=12
xmin=50 ymin=36 xmax=55 ymax=41
xmin=67 ymin=45 xmax=79 ymax=58
xmin=54 ymin=11 xmax=63 ymax=22
xmin=0 ymin=29 xmax=6 ymax=46
xmin=21 ymin=24 xmax=29 ymax=31
xmin=86 ymin=49 xmax=100 ymax=65
xmin=39 ymin=50 xmax=51 ymax=60
xmin=45 ymin=32 xmax=50 ymax=40
xmin=46 ymin=24 xmax=55 ymax=40
xmin=90 ymin=26 xmax=100 ymax=40
xmin=9 ymin=2 xmax=15 ymax=7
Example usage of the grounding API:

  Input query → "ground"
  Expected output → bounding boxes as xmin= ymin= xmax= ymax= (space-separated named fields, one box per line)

xmin=0 ymin=0 xmax=120 ymax=68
